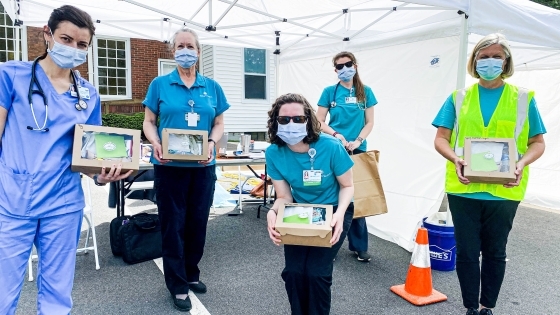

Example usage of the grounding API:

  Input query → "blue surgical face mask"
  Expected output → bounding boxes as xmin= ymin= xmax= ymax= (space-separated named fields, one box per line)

xmin=47 ymin=35 xmax=88 ymax=69
xmin=337 ymin=66 xmax=356 ymax=82
xmin=476 ymin=58 xmax=504 ymax=81
xmin=277 ymin=122 xmax=308 ymax=146
xmin=175 ymin=48 xmax=198 ymax=69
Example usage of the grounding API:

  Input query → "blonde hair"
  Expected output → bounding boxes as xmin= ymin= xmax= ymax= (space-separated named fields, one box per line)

xmin=467 ymin=33 xmax=514 ymax=79
xmin=168 ymin=28 xmax=201 ymax=70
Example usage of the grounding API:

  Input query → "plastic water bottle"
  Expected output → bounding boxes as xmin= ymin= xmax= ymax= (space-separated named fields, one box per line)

xmin=500 ymin=153 xmax=510 ymax=172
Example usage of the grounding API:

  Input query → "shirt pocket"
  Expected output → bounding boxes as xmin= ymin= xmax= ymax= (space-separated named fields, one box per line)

xmin=0 ymin=163 xmax=32 ymax=216
xmin=496 ymin=120 xmax=516 ymax=138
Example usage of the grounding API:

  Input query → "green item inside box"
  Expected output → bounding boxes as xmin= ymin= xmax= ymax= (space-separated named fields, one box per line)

xmin=283 ymin=214 xmax=310 ymax=225
xmin=471 ymin=151 xmax=499 ymax=172
xmin=94 ymin=134 xmax=128 ymax=159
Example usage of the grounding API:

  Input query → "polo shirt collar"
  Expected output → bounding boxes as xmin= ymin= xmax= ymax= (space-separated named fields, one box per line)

xmin=169 ymin=69 xmax=206 ymax=87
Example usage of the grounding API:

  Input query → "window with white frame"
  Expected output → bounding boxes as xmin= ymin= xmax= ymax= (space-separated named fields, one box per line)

xmin=158 ymin=59 xmax=176 ymax=76
xmin=244 ymin=48 xmax=266 ymax=100
xmin=95 ymin=37 xmax=131 ymax=98
xmin=0 ymin=2 xmax=24 ymax=62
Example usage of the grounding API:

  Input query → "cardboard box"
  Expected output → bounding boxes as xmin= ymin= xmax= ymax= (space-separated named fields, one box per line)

xmin=463 ymin=137 xmax=516 ymax=184
xmin=275 ymin=203 xmax=333 ymax=248
xmin=161 ymin=128 xmax=208 ymax=161
xmin=71 ymin=124 xmax=140 ymax=175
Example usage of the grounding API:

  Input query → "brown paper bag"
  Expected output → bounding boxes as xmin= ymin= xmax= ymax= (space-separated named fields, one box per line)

xmin=350 ymin=150 xmax=388 ymax=218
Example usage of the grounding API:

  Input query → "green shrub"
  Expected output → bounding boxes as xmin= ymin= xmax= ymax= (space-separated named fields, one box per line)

xmin=102 ymin=113 xmax=146 ymax=139
xmin=102 ymin=113 xmax=144 ymax=131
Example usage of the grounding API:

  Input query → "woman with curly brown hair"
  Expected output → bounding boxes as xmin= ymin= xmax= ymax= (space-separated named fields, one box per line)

xmin=265 ymin=93 xmax=355 ymax=315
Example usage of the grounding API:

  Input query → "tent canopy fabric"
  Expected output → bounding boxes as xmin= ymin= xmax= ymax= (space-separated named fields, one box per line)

xmin=5 ymin=0 xmax=560 ymax=250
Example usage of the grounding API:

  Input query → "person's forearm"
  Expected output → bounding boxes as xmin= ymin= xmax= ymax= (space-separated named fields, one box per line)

xmin=519 ymin=142 xmax=545 ymax=166
xmin=435 ymin=138 xmax=459 ymax=163
xmin=319 ymin=121 xmax=336 ymax=135
xmin=270 ymin=196 xmax=293 ymax=212
xmin=143 ymin=121 xmax=160 ymax=144
xmin=209 ymin=121 xmax=224 ymax=143
xmin=336 ymin=186 xmax=354 ymax=214
xmin=358 ymin=122 xmax=373 ymax=140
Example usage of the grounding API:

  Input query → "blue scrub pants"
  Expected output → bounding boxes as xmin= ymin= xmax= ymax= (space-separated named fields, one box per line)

xmin=347 ymin=148 xmax=369 ymax=252
xmin=154 ymin=164 xmax=216 ymax=295
xmin=0 ymin=210 xmax=83 ymax=315
xmin=282 ymin=204 xmax=354 ymax=315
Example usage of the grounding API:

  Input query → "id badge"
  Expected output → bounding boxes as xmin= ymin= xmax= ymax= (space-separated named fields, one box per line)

xmin=186 ymin=112 xmax=199 ymax=127
xmin=78 ymin=87 xmax=91 ymax=100
xmin=303 ymin=170 xmax=322 ymax=186
xmin=345 ymin=97 xmax=357 ymax=104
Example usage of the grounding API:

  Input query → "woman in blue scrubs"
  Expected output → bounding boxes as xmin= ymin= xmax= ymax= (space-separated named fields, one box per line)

xmin=317 ymin=51 xmax=378 ymax=262
xmin=142 ymin=28 xmax=230 ymax=312
xmin=0 ymin=5 xmax=130 ymax=315
xmin=266 ymin=93 xmax=355 ymax=315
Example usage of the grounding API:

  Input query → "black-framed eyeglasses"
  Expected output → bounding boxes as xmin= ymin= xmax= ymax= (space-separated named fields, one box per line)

xmin=335 ymin=61 xmax=354 ymax=70
xmin=277 ymin=116 xmax=307 ymax=125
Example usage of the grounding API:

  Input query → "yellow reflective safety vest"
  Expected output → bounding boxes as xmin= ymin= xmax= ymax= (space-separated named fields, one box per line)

xmin=445 ymin=83 xmax=533 ymax=201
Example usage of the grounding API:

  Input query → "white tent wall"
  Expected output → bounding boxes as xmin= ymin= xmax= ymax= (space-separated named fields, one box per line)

xmin=507 ymin=69 xmax=560 ymax=210
xmin=280 ymin=36 xmax=461 ymax=250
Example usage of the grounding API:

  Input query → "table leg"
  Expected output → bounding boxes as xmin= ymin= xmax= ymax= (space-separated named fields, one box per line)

xmin=228 ymin=165 xmax=244 ymax=216
xmin=257 ymin=165 xmax=271 ymax=218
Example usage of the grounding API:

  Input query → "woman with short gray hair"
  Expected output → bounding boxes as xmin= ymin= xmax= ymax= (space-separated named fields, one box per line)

xmin=432 ymin=33 xmax=546 ymax=315
xmin=143 ymin=28 xmax=230 ymax=312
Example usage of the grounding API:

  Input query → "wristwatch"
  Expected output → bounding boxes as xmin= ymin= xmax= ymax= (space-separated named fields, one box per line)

xmin=208 ymin=138 xmax=216 ymax=145
xmin=93 ymin=174 xmax=106 ymax=186
xmin=356 ymin=136 xmax=364 ymax=143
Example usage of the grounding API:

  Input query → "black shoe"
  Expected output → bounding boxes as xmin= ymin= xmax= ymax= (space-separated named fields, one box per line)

xmin=355 ymin=251 xmax=371 ymax=262
xmin=188 ymin=281 xmax=207 ymax=294
xmin=479 ymin=309 xmax=493 ymax=315
xmin=466 ymin=308 xmax=479 ymax=315
xmin=172 ymin=295 xmax=192 ymax=312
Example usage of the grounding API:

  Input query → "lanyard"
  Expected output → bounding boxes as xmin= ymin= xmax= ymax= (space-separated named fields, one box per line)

xmin=308 ymin=147 xmax=316 ymax=170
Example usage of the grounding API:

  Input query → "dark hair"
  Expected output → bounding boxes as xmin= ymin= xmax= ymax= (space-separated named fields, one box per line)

xmin=267 ymin=93 xmax=321 ymax=146
xmin=41 ymin=5 xmax=96 ymax=59
xmin=333 ymin=51 xmax=366 ymax=104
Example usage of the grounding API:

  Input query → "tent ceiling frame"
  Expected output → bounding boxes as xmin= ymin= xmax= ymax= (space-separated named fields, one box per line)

xmin=282 ymin=12 xmax=345 ymax=52
xmin=99 ymin=20 xmax=159 ymax=40
xmin=516 ymin=51 xmax=560 ymax=67
xmin=348 ymin=4 xmax=406 ymax=41
xmin=190 ymin=0 xmax=210 ymax=21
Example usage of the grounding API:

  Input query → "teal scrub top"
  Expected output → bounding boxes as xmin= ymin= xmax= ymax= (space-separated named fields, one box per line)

xmin=317 ymin=83 xmax=377 ymax=151
xmin=0 ymin=61 xmax=101 ymax=218
xmin=265 ymin=134 xmax=354 ymax=205
xmin=143 ymin=70 xmax=230 ymax=167
xmin=432 ymin=84 xmax=547 ymax=201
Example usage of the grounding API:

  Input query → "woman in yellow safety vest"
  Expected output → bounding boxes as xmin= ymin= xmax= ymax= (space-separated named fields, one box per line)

xmin=432 ymin=33 xmax=546 ymax=315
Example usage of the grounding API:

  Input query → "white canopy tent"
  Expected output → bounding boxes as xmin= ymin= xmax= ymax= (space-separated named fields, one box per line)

xmin=5 ymin=0 xmax=559 ymax=250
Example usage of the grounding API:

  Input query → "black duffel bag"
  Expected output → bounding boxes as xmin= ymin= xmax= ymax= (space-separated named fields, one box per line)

xmin=118 ymin=212 xmax=163 ymax=264
xmin=110 ymin=215 xmax=131 ymax=256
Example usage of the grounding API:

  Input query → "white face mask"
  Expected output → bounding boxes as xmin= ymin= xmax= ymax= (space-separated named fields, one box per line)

xmin=277 ymin=122 xmax=308 ymax=145
xmin=47 ymin=32 xmax=88 ymax=69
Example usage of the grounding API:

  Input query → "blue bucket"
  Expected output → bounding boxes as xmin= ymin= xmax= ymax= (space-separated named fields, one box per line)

xmin=422 ymin=217 xmax=456 ymax=271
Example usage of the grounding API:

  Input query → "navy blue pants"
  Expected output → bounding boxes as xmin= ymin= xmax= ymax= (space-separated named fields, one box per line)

xmin=154 ymin=164 xmax=216 ymax=295
xmin=282 ymin=203 xmax=354 ymax=315
xmin=347 ymin=148 xmax=369 ymax=252
xmin=448 ymin=194 xmax=519 ymax=309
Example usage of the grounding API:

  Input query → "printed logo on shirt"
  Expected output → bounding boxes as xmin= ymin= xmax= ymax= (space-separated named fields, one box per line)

xmin=200 ymin=91 xmax=213 ymax=98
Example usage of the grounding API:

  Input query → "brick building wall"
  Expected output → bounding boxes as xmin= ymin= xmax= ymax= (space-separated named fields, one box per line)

xmin=26 ymin=26 xmax=172 ymax=114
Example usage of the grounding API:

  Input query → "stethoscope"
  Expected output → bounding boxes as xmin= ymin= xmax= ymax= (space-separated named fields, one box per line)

xmin=329 ymin=82 xmax=365 ymax=110
xmin=27 ymin=57 xmax=87 ymax=132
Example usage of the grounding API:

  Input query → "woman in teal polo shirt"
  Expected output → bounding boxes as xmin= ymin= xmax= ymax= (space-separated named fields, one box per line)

xmin=317 ymin=51 xmax=377 ymax=262
xmin=266 ymin=93 xmax=354 ymax=315
xmin=143 ymin=28 xmax=230 ymax=312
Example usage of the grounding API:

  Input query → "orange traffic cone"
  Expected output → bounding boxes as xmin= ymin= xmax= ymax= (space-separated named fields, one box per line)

xmin=390 ymin=227 xmax=447 ymax=306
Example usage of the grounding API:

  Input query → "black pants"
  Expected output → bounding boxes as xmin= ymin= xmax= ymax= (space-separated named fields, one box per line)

xmin=282 ymin=203 xmax=354 ymax=315
xmin=447 ymin=194 xmax=519 ymax=309
xmin=154 ymin=164 xmax=216 ymax=295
